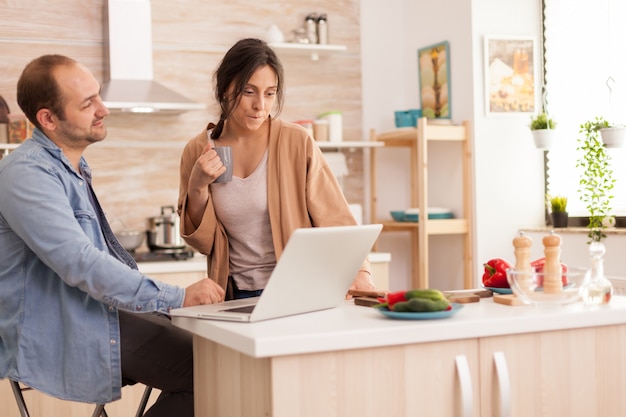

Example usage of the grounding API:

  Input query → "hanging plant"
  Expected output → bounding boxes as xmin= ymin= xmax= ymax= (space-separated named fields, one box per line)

xmin=529 ymin=111 xmax=557 ymax=149
xmin=529 ymin=111 xmax=557 ymax=130
xmin=576 ymin=117 xmax=616 ymax=243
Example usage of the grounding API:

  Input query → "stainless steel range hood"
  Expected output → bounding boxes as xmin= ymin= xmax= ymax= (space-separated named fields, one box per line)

xmin=102 ymin=0 xmax=205 ymax=114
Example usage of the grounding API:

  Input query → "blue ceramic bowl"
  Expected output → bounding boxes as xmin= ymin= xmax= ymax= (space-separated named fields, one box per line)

xmin=390 ymin=211 xmax=406 ymax=222
xmin=390 ymin=208 xmax=454 ymax=223
xmin=404 ymin=212 xmax=419 ymax=222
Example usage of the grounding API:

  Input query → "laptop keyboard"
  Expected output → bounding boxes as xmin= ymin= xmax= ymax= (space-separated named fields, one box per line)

xmin=221 ymin=304 xmax=256 ymax=314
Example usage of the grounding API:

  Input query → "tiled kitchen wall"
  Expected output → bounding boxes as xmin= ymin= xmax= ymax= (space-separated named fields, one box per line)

xmin=0 ymin=0 xmax=364 ymax=234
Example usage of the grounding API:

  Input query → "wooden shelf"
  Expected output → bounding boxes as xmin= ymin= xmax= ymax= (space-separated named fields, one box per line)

xmin=370 ymin=117 xmax=474 ymax=289
xmin=268 ymin=42 xmax=347 ymax=61
xmin=375 ymin=219 xmax=469 ymax=235
xmin=317 ymin=141 xmax=383 ymax=150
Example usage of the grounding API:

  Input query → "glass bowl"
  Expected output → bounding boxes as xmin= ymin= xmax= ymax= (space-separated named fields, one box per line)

xmin=506 ymin=266 xmax=589 ymax=306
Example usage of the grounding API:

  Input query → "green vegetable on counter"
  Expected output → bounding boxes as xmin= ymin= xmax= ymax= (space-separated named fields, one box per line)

xmin=377 ymin=288 xmax=451 ymax=312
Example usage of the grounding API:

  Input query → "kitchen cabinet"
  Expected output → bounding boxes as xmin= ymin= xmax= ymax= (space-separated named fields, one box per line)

xmin=191 ymin=333 xmax=481 ymax=417
xmin=149 ymin=270 xmax=206 ymax=287
xmin=190 ymin=327 xmax=625 ymax=417
xmin=368 ymin=252 xmax=391 ymax=290
xmin=479 ymin=325 xmax=626 ymax=417
xmin=137 ymin=255 xmax=208 ymax=287
xmin=174 ymin=296 xmax=626 ymax=417
xmin=369 ymin=117 xmax=474 ymax=289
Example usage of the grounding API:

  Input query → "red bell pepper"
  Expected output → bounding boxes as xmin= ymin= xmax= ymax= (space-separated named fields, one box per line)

xmin=530 ymin=258 xmax=568 ymax=285
xmin=482 ymin=258 xmax=513 ymax=288
xmin=376 ymin=289 xmax=448 ymax=310
xmin=382 ymin=290 xmax=409 ymax=308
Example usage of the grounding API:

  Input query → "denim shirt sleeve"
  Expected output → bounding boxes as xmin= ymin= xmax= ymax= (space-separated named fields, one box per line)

xmin=0 ymin=140 xmax=185 ymax=313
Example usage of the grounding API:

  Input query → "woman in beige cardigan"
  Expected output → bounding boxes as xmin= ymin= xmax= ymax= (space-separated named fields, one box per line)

xmin=178 ymin=38 xmax=374 ymax=300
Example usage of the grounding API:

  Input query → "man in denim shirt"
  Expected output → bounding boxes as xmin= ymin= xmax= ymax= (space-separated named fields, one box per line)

xmin=0 ymin=55 xmax=225 ymax=416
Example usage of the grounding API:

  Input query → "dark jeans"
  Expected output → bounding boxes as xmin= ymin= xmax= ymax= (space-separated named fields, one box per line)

xmin=119 ymin=310 xmax=193 ymax=417
xmin=230 ymin=275 xmax=264 ymax=299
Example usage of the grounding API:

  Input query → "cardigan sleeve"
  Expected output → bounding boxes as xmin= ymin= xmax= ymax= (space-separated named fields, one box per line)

xmin=177 ymin=130 xmax=218 ymax=253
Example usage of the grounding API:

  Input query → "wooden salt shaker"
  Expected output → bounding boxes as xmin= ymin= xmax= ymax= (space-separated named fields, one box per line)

xmin=513 ymin=232 xmax=533 ymax=292
xmin=542 ymin=232 xmax=563 ymax=294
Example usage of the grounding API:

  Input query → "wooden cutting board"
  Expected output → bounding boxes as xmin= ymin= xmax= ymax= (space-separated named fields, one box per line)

xmin=353 ymin=297 xmax=381 ymax=307
xmin=493 ymin=294 xmax=526 ymax=306
xmin=443 ymin=289 xmax=492 ymax=303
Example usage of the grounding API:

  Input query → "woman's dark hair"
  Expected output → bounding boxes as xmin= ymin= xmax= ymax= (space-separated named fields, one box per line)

xmin=211 ymin=38 xmax=285 ymax=139
xmin=17 ymin=54 xmax=75 ymax=130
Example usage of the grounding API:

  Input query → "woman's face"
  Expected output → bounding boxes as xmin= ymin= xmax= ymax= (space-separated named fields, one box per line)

xmin=229 ymin=65 xmax=277 ymax=133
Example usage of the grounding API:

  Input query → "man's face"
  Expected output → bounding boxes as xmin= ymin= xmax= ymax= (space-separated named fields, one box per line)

xmin=47 ymin=63 xmax=110 ymax=148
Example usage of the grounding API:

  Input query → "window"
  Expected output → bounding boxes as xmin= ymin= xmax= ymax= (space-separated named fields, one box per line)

xmin=544 ymin=0 xmax=626 ymax=221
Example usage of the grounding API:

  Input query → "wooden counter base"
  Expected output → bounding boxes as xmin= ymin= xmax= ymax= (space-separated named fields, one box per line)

xmin=192 ymin=323 xmax=626 ymax=417
xmin=185 ymin=299 xmax=626 ymax=417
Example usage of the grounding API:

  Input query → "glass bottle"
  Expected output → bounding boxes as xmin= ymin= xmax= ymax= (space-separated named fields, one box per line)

xmin=305 ymin=14 xmax=318 ymax=44
xmin=317 ymin=13 xmax=328 ymax=44
xmin=581 ymin=241 xmax=613 ymax=306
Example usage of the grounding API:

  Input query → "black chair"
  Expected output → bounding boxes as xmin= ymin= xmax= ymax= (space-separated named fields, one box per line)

xmin=9 ymin=379 xmax=153 ymax=417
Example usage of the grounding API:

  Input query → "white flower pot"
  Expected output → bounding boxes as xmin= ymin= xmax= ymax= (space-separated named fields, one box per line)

xmin=531 ymin=129 xmax=556 ymax=150
xmin=600 ymin=127 xmax=626 ymax=148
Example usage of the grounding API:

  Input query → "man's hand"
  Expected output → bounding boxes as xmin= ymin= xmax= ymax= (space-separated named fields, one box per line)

xmin=183 ymin=278 xmax=225 ymax=307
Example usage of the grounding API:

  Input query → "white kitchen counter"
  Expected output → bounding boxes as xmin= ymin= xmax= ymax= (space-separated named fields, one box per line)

xmin=137 ymin=252 xmax=390 ymax=275
xmin=172 ymin=295 xmax=626 ymax=358
xmin=137 ymin=254 xmax=207 ymax=275
xmin=367 ymin=251 xmax=390 ymax=263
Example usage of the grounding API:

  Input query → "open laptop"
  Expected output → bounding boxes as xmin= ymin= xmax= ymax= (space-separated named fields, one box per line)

xmin=169 ymin=224 xmax=382 ymax=322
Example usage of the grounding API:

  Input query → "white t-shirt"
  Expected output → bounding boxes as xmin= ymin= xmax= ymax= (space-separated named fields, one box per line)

xmin=210 ymin=150 xmax=275 ymax=290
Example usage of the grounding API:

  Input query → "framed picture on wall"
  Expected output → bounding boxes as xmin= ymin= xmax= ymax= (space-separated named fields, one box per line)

xmin=418 ymin=41 xmax=451 ymax=120
xmin=484 ymin=36 xmax=538 ymax=115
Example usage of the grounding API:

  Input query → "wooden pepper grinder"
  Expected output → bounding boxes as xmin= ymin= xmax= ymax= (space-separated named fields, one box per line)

xmin=542 ymin=232 xmax=563 ymax=294
xmin=513 ymin=232 xmax=533 ymax=271
xmin=513 ymin=232 xmax=533 ymax=292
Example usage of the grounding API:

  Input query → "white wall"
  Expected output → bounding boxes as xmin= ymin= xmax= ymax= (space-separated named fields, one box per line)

xmin=361 ymin=0 xmax=546 ymax=290
xmin=470 ymin=0 xmax=546 ymax=268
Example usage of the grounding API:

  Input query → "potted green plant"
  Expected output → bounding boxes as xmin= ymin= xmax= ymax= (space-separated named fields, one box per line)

xmin=547 ymin=194 xmax=568 ymax=228
xmin=584 ymin=115 xmax=626 ymax=148
xmin=577 ymin=117 xmax=616 ymax=242
xmin=529 ymin=111 xmax=557 ymax=149
xmin=600 ymin=120 xmax=626 ymax=148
